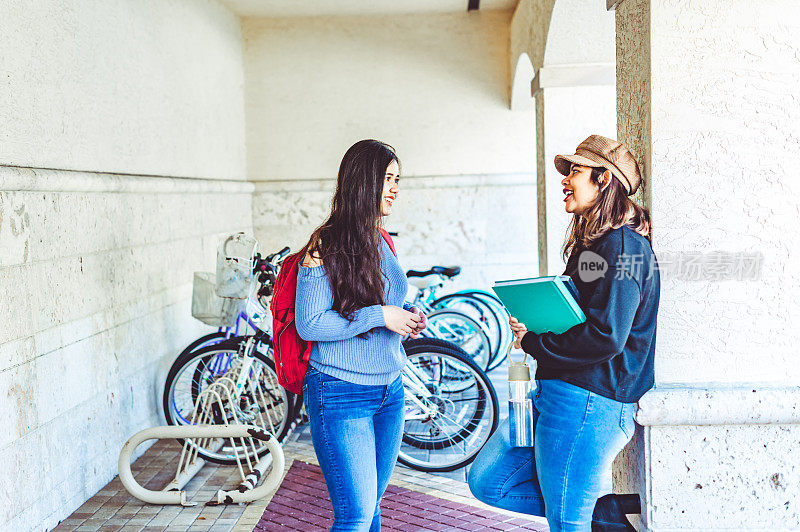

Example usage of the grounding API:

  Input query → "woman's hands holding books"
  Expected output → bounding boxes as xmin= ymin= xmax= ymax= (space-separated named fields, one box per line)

xmin=510 ymin=317 xmax=528 ymax=349
xmin=383 ymin=306 xmax=422 ymax=337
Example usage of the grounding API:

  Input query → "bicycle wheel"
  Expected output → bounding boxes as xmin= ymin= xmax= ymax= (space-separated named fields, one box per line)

xmin=162 ymin=338 xmax=294 ymax=464
xmin=398 ymin=338 xmax=499 ymax=472
xmin=431 ymin=293 xmax=503 ymax=364
xmin=422 ymin=309 xmax=492 ymax=371
xmin=175 ymin=331 xmax=230 ymax=358
xmin=459 ymin=291 xmax=514 ymax=372
xmin=162 ymin=331 xmax=231 ymax=419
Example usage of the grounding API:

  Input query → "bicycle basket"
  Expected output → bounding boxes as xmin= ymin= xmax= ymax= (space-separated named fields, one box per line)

xmin=215 ymin=232 xmax=257 ymax=299
xmin=191 ymin=272 xmax=245 ymax=327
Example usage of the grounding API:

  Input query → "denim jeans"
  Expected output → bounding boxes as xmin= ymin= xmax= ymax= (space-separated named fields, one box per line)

xmin=302 ymin=365 xmax=405 ymax=532
xmin=468 ymin=378 xmax=636 ymax=532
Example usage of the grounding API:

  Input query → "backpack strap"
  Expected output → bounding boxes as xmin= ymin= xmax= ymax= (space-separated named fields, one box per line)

xmin=379 ymin=229 xmax=397 ymax=257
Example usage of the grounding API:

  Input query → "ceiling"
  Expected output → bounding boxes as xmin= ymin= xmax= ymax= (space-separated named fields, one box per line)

xmin=218 ymin=0 xmax=518 ymax=18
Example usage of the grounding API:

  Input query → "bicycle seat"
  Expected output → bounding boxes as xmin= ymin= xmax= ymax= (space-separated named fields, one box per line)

xmin=406 ymin=266 xmax=461 ymax=279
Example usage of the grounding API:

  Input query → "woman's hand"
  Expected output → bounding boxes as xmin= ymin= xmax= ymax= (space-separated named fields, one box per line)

xmin=408 ymin=307 xmax=427 ymax=339
xmin=383 ymin=306 xmax=422 ymax=336
xmin=510 ymin=317 xmax=528 ymax=349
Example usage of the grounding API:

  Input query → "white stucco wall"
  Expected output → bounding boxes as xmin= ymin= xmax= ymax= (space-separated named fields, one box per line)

xmin=510 ymin=0 xmax=553 ymax=72
xmin=646 ymin=0 xmax=800 ymax=387
xmin=614 ymin=0 xmax=800 ymax=529
xmin=0 ymin=0 xmax=246 ymax=180
xmin=245 ymin=11 xmax=538 ymax=289
xmin=254 ymin=174 xmax=538 ymax=291
xmin=543 ymin=0 xmax=615 ymax=65
xmin=0 ymin=2 xmax=251 ymax=530
xmin=245 ymin=11 xmax=533 ymax=181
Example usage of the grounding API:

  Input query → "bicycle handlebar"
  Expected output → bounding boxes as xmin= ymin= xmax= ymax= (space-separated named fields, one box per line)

xmin=253 ymin=247 xmax=292 ymax=274
xmin=267 ymin=246 xmax=291 ymax=264
xmin=251 ymin=247 xmax=292 ymax=304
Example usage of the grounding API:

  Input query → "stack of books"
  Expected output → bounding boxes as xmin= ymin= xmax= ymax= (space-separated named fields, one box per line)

xmin=491 ymin=275 xmax=586 ymax=334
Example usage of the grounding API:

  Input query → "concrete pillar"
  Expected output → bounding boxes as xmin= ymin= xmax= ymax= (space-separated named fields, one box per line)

xmin=613 ymin=0 xmax=800 ymax=529
xmin=516 ymin=0 xmax=617 ymax=276
xmin=534 ymin=68 xmax=616 ymax=275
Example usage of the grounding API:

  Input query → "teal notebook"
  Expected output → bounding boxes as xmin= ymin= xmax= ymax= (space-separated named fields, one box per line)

xmin=491 ymin=275 xmax=586 ymax=334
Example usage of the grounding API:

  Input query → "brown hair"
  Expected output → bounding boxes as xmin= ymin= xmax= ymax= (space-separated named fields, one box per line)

xmin=562 ymin=167 xmax=651 ymax=262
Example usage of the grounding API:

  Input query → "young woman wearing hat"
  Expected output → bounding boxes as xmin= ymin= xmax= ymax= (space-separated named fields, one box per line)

xmin=468 ymin=135 xmax=660 ymax=532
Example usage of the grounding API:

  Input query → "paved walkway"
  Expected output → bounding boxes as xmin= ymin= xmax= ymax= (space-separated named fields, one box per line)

xmin=265 ymin=428 xmax=548 ymax=531
xmin=257 ymin=460 xmax=545 ymax=531
xmin=50 ymin=421 xmax=548 ymax=532
xmin=51 ymin=438 xmax=257 ymax=532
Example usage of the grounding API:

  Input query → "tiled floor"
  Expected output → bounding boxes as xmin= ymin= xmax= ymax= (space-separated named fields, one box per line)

xmin=49 ymin=355 xmax=549 ymax=532
xmin=257 ymin=460 xmax=547 ymax=531
xmin=260 ymin=425 xmax=548 ymax=532
xmin=50 ymin=438 xmax=266 ymax=532
xmin=49 ymin=419 xmax=548 ymax=532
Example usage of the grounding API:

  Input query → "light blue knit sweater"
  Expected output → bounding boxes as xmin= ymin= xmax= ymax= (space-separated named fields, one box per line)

xmin=295 ymin=235 xmax=411 ymax=385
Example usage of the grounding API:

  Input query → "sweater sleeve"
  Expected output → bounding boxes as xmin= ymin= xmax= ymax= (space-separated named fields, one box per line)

xmin=520 ymin=240 xmax=642 ymax=370
xmin=295 ymin=265 xmax=385 ymax=341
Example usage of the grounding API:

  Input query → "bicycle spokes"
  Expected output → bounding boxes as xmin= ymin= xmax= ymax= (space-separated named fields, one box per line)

xmin=399 ymin=343 xmax=498 ymax=472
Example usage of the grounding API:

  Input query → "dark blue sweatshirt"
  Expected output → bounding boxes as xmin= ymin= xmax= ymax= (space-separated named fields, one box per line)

xmin=521 ymin=225 xmax=660 ymax=403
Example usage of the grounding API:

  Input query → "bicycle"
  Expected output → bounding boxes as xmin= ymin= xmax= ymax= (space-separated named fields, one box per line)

xmin=163 ymin=333 xmax=289 ymax=464
xmin=162 ymin=248 xmax=294 ymax=464
xmin=165 ymin=244 xmax=499 ymax=471
xmin=407 ymin=266 xmax=513 ymax=372
xmin=171 ymin=247 xmax=290 ymax=361
xmin=399 ymin=337 xmax=499 ymax=472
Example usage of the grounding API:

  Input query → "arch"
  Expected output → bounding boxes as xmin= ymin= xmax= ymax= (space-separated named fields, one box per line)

xmin=543 ymin=0 xmax=615 ymax=67
xmin=510 ymin=52 xmax=535 ymax=111
xmin=509 ymin=0 xmax=615 ymax=93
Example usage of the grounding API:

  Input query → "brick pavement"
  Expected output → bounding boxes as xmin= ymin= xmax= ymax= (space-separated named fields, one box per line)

xmin=256 ymin=460 xmax=548 ymax=532
xmin=48 ymin=412 xmax=549 ymax=532
xmin=49 ymin=438 xmax=264 ymax=532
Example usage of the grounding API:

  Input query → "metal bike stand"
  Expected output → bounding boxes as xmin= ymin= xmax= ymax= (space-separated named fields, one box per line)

xmin=118 ymin=355 xmax=286 ymax=506
xmin=118 ymin=424 xmax=284 ymax=506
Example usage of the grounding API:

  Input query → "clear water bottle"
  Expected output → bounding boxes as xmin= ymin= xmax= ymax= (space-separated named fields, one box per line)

xmin=508 ymin=349 xmax=534 ymax=447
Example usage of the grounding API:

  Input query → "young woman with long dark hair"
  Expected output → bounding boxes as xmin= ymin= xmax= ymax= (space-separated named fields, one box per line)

xmin=295 ymin=139 xmax=426 ymax=532
xmin=468 ymin=135 xmax=660 ymax=531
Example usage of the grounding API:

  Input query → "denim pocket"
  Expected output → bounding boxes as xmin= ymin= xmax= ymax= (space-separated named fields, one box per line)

xmin=531 ymin=382 xmax=543 ymax=417
xmin=321 ymin=378 xmax=382 ymax=418
xmin=619 ymin=403 xmax=635 ymax=440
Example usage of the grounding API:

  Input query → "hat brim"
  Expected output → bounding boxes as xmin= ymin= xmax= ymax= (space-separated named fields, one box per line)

xmin=554 ymin=154 xmax=607 ymax=177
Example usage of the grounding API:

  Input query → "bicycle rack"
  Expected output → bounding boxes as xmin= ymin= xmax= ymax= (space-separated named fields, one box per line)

xmin=119 ymin=356 xmax=286 ymax=506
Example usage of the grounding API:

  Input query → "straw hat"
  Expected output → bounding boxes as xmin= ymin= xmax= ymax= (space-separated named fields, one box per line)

xmin=554 ymin=135 xmax=642 ymax=196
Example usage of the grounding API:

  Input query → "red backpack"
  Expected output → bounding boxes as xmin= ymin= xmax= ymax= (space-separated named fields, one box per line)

xmin=270 ymin=229 xmax=396 ymax=395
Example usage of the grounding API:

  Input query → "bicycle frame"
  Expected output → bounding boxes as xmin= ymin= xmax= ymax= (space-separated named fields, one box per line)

xmin=218 ymin=298 xmax=270 ymax=338
xmin=194 ymin=299 xmax=270 ymax=382
xmin=401 ymin=361 xmax=439 ymax=421
xmin=408 ymin=276 xmax=448 ymax=312
xmin=181 ymin=307 xmax=274 ymax=429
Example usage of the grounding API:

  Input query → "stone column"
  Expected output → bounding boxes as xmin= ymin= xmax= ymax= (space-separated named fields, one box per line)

xmin=613 ymin=0 xmax=800 ymax=529
xmin=534 ymin=67 xmax=616 ymax=275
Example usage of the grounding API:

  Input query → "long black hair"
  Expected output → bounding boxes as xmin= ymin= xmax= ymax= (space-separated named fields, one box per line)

xmin=304 ymin=139 xmax=399 ymax=320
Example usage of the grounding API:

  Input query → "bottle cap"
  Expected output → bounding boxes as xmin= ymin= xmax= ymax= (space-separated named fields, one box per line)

xmin=508 ymin=361 xmax=531 ymax=382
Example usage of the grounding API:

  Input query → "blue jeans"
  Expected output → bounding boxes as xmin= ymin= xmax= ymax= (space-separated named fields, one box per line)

xmin=302 ymin=365 xmax=405 ymax=532
xmin=468 ymin=378 xmax=636 ymax=532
